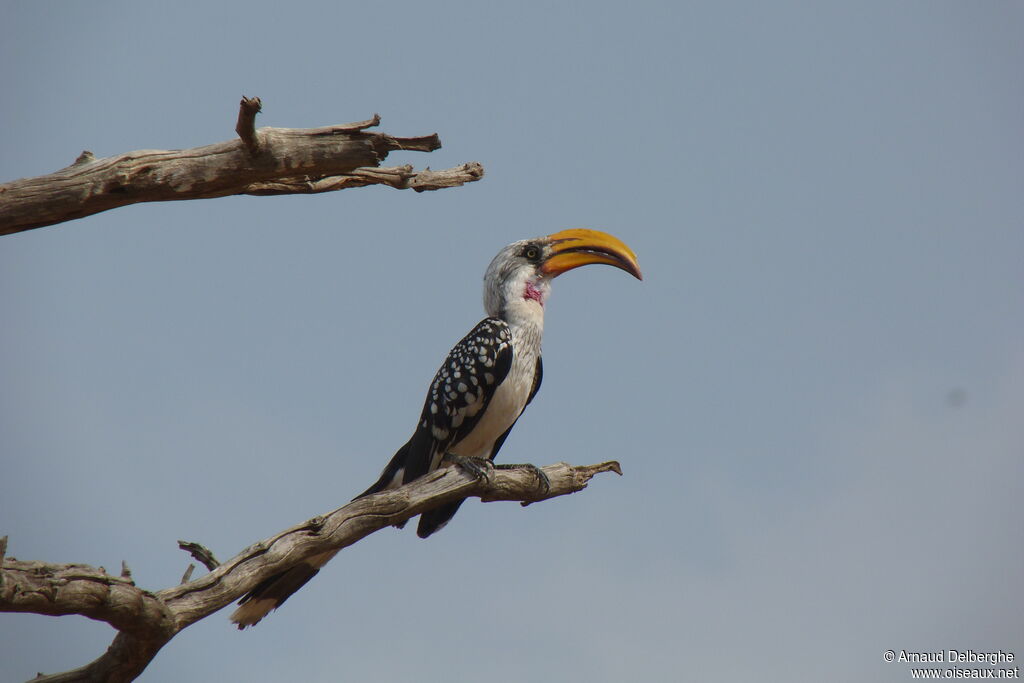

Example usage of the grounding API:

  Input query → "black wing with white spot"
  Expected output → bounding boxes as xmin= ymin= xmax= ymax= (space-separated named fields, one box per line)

xmin=400 ymin=317 xmax=514 ymax=484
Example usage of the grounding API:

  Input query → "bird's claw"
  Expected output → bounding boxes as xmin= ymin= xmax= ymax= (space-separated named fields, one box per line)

xmin=444 ymin=454 xmax=495 ymax=484
xmin=495 ymin=462 xmax=551 ymax=496
xmin=444 ymin=456 xmax=550 ymax=496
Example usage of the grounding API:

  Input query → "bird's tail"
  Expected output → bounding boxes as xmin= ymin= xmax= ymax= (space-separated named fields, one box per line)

xmin=230 ymin=549 xmax=338 ymax=628
xmin=416 ymin=499 xmax=466 ymax=538
xmin=354 ymin=438 xmax=412 ymax=500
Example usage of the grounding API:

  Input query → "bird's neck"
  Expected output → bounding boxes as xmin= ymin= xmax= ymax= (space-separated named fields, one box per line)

xmin=501 ymin=297 xmax=545 ymax=339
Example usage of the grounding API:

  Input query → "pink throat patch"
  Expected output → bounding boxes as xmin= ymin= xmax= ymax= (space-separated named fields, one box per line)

xmin=524 ymin=281 xmax=544 ymax=306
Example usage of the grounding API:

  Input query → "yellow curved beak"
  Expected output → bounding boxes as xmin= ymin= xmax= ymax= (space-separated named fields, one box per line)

xmin=540 ymin=228 xmax=643 ymax=280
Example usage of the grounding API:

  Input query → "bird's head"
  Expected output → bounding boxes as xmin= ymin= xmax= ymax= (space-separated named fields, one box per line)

xmin=483 ymin=228 xmax=642 ymax=320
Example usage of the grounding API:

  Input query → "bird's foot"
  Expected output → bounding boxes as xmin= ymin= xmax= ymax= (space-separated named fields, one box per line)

xmin=444 ymin=454 xmax=495 ymax=484
xmin=495 ymin=463 xmax=551 ymax=496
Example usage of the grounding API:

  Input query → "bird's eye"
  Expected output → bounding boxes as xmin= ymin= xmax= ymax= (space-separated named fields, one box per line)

xmin=523 ymin=246 xmax=540 ymax=261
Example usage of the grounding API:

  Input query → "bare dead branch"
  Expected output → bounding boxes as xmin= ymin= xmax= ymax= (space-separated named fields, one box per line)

xmin=408 ymin=162 xmax=487 ymax=191
xmin=0 ymin=99 xmax=481 ymax=236
xmin=177 ymin=541 xmax=220 ymax=571
xmin=160 ymin=460 xmax=620 ymax=629
xmin=243 ymin=161 xmax=485 ymax=195
xmin=3 ymin=461 xmax=619 ymax=683
xmin=0 ymin=559 xmax=171 ymax=633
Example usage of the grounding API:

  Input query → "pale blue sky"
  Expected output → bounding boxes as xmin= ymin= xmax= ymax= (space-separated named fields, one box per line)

xmin=2 ymin=2 xmax=1022 ymax=681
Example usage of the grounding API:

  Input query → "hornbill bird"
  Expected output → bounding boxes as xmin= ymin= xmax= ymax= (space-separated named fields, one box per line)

xmin=231 ymin=228 xmax=641 ymax=628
